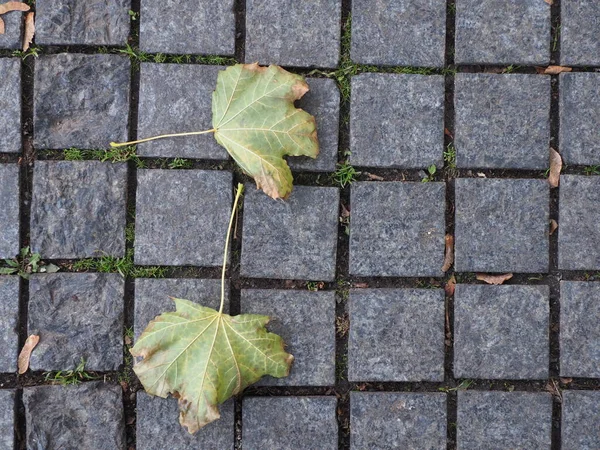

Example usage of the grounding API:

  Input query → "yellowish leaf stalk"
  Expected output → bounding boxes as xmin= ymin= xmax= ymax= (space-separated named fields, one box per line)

xmin=220 ymin=183 xmax=244 ymax=314
xmin=109 ymin=129 xmax=215 ymax=148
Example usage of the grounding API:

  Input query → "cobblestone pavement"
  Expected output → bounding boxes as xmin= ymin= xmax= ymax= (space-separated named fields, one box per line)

xmin=0 ymin=0 xmax=599 ymax=449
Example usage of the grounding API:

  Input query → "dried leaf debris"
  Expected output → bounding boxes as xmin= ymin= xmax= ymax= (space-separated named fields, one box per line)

xmin=0 ymin=1 xmax=30 ymax=34
xmin=549 ymin=148 xmax=562 ymax=188
xmin=476 ymin=273 xmax=514 ymax=285
xmin=18 ymin=334 xmax=39 ymax=374
xmin=22 ymin=11 xmax=34 ymax=51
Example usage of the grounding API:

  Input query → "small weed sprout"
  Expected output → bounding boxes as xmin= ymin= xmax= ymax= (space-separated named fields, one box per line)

xmin=63 ymin=145 xmax=144 ymax=167
xmin=73 ymin=249 xmax=166 ymax=279
xmin=168 ymin=158 xmax=193 ymax=169
xmin=44 ymin=358 xmax=99 ymax=386
xmin=0 ymin=247 xmax=59 ymax=279
xmin=422 ymin=164 xmax=437 ymax=182
xmin=306 ymin=281 xmax=324 ymax=291
xmin=333 ymin=161 xmax=359 ymax=188
xmin=584 ymin=165 xmax=600 ymax=176
xmin=443 ymin=144 xmax=456 ymax=168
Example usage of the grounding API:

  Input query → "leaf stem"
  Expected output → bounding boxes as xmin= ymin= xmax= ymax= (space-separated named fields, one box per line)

xmin=109 ymin=129 xmax=216 ymax=148
xmin=220 ymin=183 xmax=244 ymax=314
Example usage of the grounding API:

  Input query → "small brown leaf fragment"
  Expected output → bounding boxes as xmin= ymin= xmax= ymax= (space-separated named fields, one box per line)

xmin=22 ymin=11 xmax=33 ymax=51
xmin=549 ymin=148 xmax=562 ymax=188
xmin=549 ymin=219 xmax=558 ymax=235
xmin=444 ymin=128 xmax=454 ymax=139
xmin=544 ymin=65 xmax=572 ymax=75
xmin=560 ymin=377 xmax=573 ymax=385
xmin=353 ymin=282 xmax=369 ymax=288
xmin=444 ymin=275 xmax=456 ymax=296
xmin=476 ymin=273 xmax=513 ymax=285
xmin=18 ymin=334 xmax=39 ymax=374
xmin=543 ymin=0 xmax=553 ymax=5
xmin=441 ymin=234 xmax=454 ymax=272
xmin=365 ymin=172 xmax=385 ymax=181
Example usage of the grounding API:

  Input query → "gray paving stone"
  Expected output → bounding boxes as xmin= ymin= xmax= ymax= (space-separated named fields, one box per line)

xmin=348 ymin=289 xmax=445 ymax=382
xmin=559 ymin=73 xmax=600 ymax=165
xmin=558 ymin=176 xmax=600 ymax=270
xmin=243 ymin=396 xmax=338 ymax=450
xmin=454 ymin=74 xmax=550 ymax=169
xmin=0 ymin=4 xmax=24 ymax=50
xmin=24 ymin=382 xmax=124 ymax=450
xmin=30 ymin=161 xmax=127 ymax=259
xmin=28 ymin=273 xmax=124 ymax=371
xmin=0 ymin=164 xmax=19 ymax=259
xmin=140 ymin=0 xmax=235 ymax=55
xmin=349 ymin=74 xmax=444 ymax=169
xmin=241 ymin=289 xmax=336 ymax=386
xmin=0 ymin=390 xmax=15 ymax=450
xmin=0 ymin=58 xmax=21 ymax=153
xmin=240 ymin=185 xmax=339 ymax=281
xmin=137 ymin=64 xmax=228 ymax=160
xmin=288 ymin=78 xmax=340 ymax=172
xmin=0 ymin=277 xmax=19 ymax=373
xmin=351 ymin=0 xmax=445 ymax=67
xmin=455 ymin=0 xmax=550 ymax=65
xmin=35 ymin=0 xmax=130 ymax=45
xmin=135 ymin=170 xmax=232 ymax=266
xmin=137 ymin=392 xmax=234 ymax=450
xmin=562 ymin=391 xmax=600 ymax=450
xmin=349 ymin=182 xmax=445 ymax=277
xmin=560 ymin=281 xmax=600 ymax=378
xmin=350 ymin=392 xmax=446 ymax=450
xmin=34 ymin=54 xmax=130 ymax=149
xmin=245 ymin=0 xmax=341 ymax=68
xmin=561 ymin=1 xmax=600 ymax=66
xmin=134 ymin=278 xmax=229 ymax=340
xmin=457 ymin=391 xmax=552 ymax=450
xmin=454 ymin=284 xmax=549 ymax=379
xmin=455 ymin=178 xmax=549 ymax=273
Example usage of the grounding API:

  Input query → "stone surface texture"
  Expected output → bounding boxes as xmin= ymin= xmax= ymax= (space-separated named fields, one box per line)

xmin=245 ymin=0 xmax=341 ymax=68
xmin=0 ymin=391 xmax=14 ymax=450
xmin=135 ymin=170 xmax=232 ymax=266
xmin=137 ymin=64 xmax=228 ymax=159
xmin=242 ymin=396 xmax=338 ymax=450
xmin=457 ymin=391 xmax=552 ymax=450
xmin=350 ymin=74 xmax=444 ymax=169
xmin=561 ymin=1 xmax=600 ymax=66
xmin=240 ymin=185 xmax=339 ymax=281
xmin=455 ymin=178 xmax=549 ymax=273
xmin=560 ymin=281 xmax=600 ymax=378
xmin=349 ymin=182 xmax=445 ymax=277
xmin=0 ymin=164 xmax=19 ymax=259
xmin=454 ymin=74 xmax=550 ymax=169
xmin=348 ymin=289 xmax=445 ymax=382
xmin=34 ymin=54 xmax=130 ymax=149
xmin=455 ymin=0 xmax=550 ymax=65
xmin=0 ymin=277 xmax=19 ymax=373
xmin=559 ymin=73 xmax=600 ymax=165
xmin=558 ymin=176 xmax=600 ymax=270
xmin=30 ymin=161 xmax=127 ymax=259
xmin=350 ymin=392 xmax=447 ymax=450
xmin=28 ymin=273 xmax=124 ymax=371
xmin=351 ymin=0 xmax=446 ymax=67
xmin=140 ymin=0 xmax=235 ymax=55
xmin=241 ymin=289 xmax=336 ymax=386
xmin=137 ymin=392 xmax=234 ymax=449
xmin=454 ymin=284 xmax=549 ymax=379
xmin=0 ymin=4 xmax=24 ymax=49
xmin=24 ymin=383 xmax=124 ymax=450
xmin=35 ymin=0 xmax=130 ymax=45
xmin=0 ymin=58 xmax=21 ymax=153
xmin=562 ymin=390 xmax=600 ymax=450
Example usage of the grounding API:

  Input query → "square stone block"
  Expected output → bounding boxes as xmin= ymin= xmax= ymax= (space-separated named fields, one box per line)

xmin=454 ymin=74 xmax=550 ymax=169
xmin=349 ymin=74 xmax=444 ymax=169
xmin=351 ymin=0 xmax=446 ymax=67
xmin=0 ymin=277 xmax=19 ymax=373
xmin=558 ymin=176 xmax=600 ymax=270
xmin=30 ymin=161 xmax=127 ymax=259
xmin=455 ymin=178 xmax=549 ymax=273
xmin=0 ymin=390 xmax=15 ymax=450
xmin=24 ymin=382 xmax=124 ymax=450
xmin=140 ymin=0 xmax=235 ymax=55
xmin=559 ymin=73 xmax=600 ymax=165
xmin=454 ymin=284 xmax=549 ymax=379
xmin=0 ymin=3 xmax=24 ymax=49
xmin=34 ymin=54 xmax=130 ymax=149
xmin=0 ymin=58 xmax=21 ymax=153
xmin=240 ymin=185 xmax=339 ymax=281
xmin=0 ymin=164 xmax=19 ymax=259
xmin=562 ymin=391 xmax=600 ymax=450
xmin=349 ymin=182 xmax=445 ymax=277
xmin=28 ymin=273 xmax=124 ymax=371
xmin=135 ymin=170 xmax=232 ymax=266
xmin=242 ymin=397 xmax=338 ymax=450
xmin=348 ymin=289 xmax=445 ymax=382
xmin=455 ymin=0 xmax=550 ymax=65
xmin=457 ymin=391 xmax=552 ymax=449
xmin=350 ymin=392 xmax=446 ymax=450
xmin=561 ymin=1 xmax=600 ymax=66
xmin=560 ymin=281 xmax=600 ymax=378
xmin=35 ymin=0 xmax=130 ymax=45
xmin=137 ymin=64 xmax=228 ymax=159
xmin=137 ymin=392 xmax=234 ymax=449
xmin=241 ymin=289 xmax=336 ymax=386
xmin=245 ymin=0 xmax=341 ymax=68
